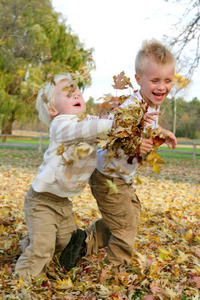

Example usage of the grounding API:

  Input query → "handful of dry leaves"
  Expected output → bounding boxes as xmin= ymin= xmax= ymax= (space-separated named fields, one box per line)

xmin=95 ymin=71 xmax=168 ymax=173
xmin=97 ymin=98 xmax=148 ymax=165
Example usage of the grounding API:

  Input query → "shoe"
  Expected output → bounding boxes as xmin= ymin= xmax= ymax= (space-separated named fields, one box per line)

xmin=60 ymin=229 xmax=86 ymax=271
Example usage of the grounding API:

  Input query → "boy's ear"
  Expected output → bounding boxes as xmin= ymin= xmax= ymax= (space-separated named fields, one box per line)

xmin=135 ymin=74 xmax=141 ymax=86
xmin=48 ymin=107 xmax=58 ymax=117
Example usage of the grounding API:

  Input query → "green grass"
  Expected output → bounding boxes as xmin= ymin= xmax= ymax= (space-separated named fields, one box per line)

xmin=160 ymin=145 xmax=200 ymax=152
xmin=159 ymin=151 xmax=200 ymax=160
xmin=1 ymin=137 xmax=200 ymax=160
xmin=158 ymin=145 xmax=200 ymax=160
xmin=1 ymin=137 xmax=49 ymax=145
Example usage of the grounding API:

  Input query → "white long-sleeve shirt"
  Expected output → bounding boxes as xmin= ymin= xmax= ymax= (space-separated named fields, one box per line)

xmin=32 ymin=114 xmax=113 ymax=197
xmin=96 ymin=90 xmax=160 ymax=183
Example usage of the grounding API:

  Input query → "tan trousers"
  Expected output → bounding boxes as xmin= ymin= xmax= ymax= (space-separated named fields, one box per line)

xmin=87 ymin=169 xmax=141 ymax=270
xmin=15 ymin=187 xmax=76 ymax=279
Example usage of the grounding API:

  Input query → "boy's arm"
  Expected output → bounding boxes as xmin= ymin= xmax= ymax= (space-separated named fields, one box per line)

xmin=51 ymin=117 xmax=113 ymax=144
xmin=158 ymin=126 xmax=177 ymax=149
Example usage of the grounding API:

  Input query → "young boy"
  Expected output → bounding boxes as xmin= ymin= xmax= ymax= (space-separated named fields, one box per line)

xmin=15 ymin=73 xmax=114 ymax=280
xmin=60 ymin=39 xmax=177 ymax=274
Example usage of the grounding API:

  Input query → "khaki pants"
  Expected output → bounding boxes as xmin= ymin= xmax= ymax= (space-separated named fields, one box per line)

xmin=15 ymin=187 xmax=76 ymax=279
xmin=87 ymin=169 xmax=141 ymax=270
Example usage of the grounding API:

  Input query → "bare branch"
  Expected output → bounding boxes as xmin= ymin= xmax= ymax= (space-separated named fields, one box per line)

xmin=164 ymin=0 xmax=200 ymax=77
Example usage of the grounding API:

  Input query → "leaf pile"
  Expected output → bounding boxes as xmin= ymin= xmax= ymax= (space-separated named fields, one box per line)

xmin=0 ymin=149 xmax=200 ymax=299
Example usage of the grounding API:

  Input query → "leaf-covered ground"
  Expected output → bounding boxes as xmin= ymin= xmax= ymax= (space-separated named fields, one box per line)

xmin=0 ymin=149 xmax=200 ymax=299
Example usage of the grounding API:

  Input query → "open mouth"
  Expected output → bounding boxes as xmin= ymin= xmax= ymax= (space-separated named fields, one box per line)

xmin=153 ymin=92 xmax=165 ymax=99
xmin=74 ymin=103 xmax=81 ymax=107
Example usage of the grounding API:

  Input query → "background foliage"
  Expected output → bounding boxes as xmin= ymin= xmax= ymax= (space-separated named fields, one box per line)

xmin=159 ymin=96 xmax=200 ymax=139
xmin=0 ymin=0 xmax=94 ymax=134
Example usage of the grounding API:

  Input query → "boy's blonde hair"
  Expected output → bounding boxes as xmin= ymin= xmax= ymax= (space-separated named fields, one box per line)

xmin=135 ymin=39 xmax=175 ymax=76
xmin=36 ymin=73 xmax=72 ymax=127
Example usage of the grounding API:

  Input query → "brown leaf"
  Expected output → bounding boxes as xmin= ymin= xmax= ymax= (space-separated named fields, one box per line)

xmin=152 ymin=135 xmax=166 ymax=147
xmin=112 ymin=71 xmax=128 ymax=90
xmin=2 ymin=135 xmax=7 ymax=143
xmin=99 ymin=268 xmax=108 ymax=283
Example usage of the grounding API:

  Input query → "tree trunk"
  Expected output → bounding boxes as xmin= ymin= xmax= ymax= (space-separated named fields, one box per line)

xmin=173 ymin=97 xmax=177 ymax=135
xmin=1 ymin=115 xmax=14 ymax=134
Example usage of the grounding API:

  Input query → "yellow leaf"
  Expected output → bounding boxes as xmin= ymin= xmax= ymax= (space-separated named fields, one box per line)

xmin=70 ymin=142 xmax=94 ymax=163
xmin=0 ymin=224 xmax=5 ymax=234
xmin=177 ymin=251 xmax=190 ymax=264
xmin=159 ymin=248 xmax=170 ymax=255
xmin=173 ymin=265 xmax=180 ymax=277
xmin=57 ymin=142 xmax=65 ymax=155
xmin=16 ymin=276 xmax=25 ymax=288
xmin=105 ymin=179 xmax=119 ymax=194
xmin=56 ymin=278 xmax=74 ymax=289
xmin=153 ymin=162 xmax=160 ymax=174
xmin=149 ymin=262 xmax=159 ymax=276
xmin=135 ymin=175 xmax=142 ymax=184
xmin=136 ymin=251 xmax=147 ymax=268
xmin=195 ymin=265 xmax=200 ymax=275
xmin=185 ymin=229 xmax=193 ymax=242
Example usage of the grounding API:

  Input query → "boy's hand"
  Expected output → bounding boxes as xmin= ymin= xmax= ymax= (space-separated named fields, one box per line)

xmin=139 ymin=139 xmax=153 ymax=154
xmin=161 ymin=129 xmax=177 ymax=149
xmin=144 ymin=111 xmax=161 ymax=124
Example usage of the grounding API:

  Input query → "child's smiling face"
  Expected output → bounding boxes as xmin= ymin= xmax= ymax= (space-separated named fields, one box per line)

xmin=52 ymin=79 xmax=86 ymax=116
xmin=135 ymin=57 xmax=175 ymax=108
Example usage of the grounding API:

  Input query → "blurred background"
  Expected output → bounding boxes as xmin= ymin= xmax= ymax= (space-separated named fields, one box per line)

xmin=0 ymin=0 xmax=199 ymax=139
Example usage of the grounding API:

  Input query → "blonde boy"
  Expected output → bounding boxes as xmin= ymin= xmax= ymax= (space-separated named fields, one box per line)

xmin=60 ymin=39 xmax=177 ymax=274
xmin=15 ymin=73 xmax=114 ymax=280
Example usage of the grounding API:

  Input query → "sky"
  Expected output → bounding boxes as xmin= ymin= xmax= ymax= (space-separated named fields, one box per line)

xmin=52 ymin=0 xmax=200 ymax=102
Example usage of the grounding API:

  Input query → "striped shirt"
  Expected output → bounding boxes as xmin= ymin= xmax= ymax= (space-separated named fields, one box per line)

xmin=32 ymin=114 xmax=113 ymax=197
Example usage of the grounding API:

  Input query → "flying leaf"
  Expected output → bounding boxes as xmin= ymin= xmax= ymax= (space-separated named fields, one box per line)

xmin=135 ymin=176 xmax=142 ymax=184
xmin=1 ymin=135 xmax=7 ymax=143
xmin=105 ymin=179 xmax=119 ymax=194
xmin=112 ymin=71 xmax=128 ymax=90
xmin=152 ymin=162 xmax=160 ymax=174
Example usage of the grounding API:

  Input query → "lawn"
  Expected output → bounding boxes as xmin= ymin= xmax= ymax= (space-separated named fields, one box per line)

xmin=0 ymin=136 xmax=49 ymax=145
xmin=0 ymin=149 xmax=200 ymax=299
xmin=1 ymin=136 xmax=200 ymax=160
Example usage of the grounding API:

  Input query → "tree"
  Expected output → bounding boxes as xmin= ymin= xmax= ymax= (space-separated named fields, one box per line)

xmin=86 ymin=96 xmax=97 ymax=114
xmin=164 ymin=0 xmax=200 ymax=77
xmin=0 ymin=0 xmax=94 ymax=134
xmin=171 ymin=73 xmax=191 ymax=135
xmin=159 ymin=97 xmax=174 ymax=131
xmin=160 ymin=96 xmax=200 ymax=138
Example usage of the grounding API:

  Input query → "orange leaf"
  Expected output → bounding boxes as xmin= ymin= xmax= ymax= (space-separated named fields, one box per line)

xmin=153 ymin=135 xmax=166 ymax=147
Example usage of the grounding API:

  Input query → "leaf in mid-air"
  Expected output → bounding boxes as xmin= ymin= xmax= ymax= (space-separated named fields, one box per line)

xmin=105 ymin=179 xmax=119 ymax=194
xmin=112 ymin=71 xmax=129 ymax=90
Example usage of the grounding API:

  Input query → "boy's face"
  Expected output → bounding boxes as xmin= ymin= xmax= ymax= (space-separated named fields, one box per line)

xmin=135 ymin=58 xmax=174 ymax=108
xmin=52 ymin=79 xmax=86 ymax=116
